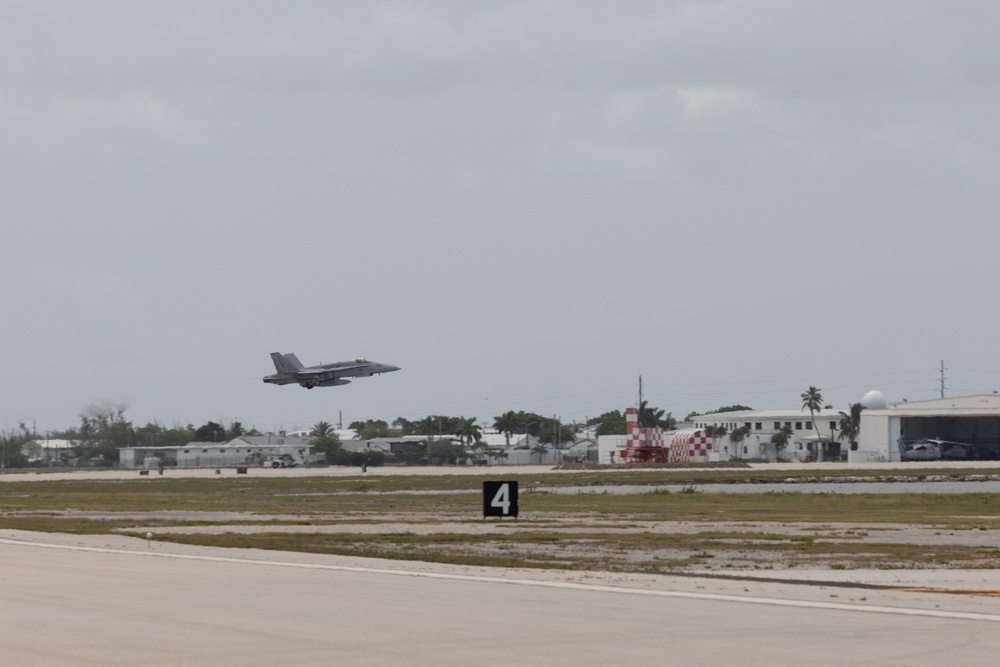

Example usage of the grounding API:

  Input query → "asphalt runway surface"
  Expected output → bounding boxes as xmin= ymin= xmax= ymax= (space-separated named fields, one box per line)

xmin=3 ymin=531 xmax=1000 ymax=667
xmin=4 ymin=464 xmax=1000 ymax=665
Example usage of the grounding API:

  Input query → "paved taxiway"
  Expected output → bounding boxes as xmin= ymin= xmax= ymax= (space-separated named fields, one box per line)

xmin=3 ymin=530 xmax=1000 ymax=667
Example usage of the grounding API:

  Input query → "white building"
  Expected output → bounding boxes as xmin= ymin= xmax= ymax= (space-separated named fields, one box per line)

xmin=597 ymin=434 xmax=627 ymax=464
xmin=594 ymin=409 xmax=843 ymax=463
xmin=689 ymin=408 xmax=846 ymax=462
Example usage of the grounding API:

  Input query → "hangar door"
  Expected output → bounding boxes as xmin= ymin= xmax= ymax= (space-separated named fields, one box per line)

xmin=900 ymin=417 xmax=1000 ymax=460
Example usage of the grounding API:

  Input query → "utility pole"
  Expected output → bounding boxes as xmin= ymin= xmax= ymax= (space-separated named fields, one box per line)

xmin=638 ymin=375 xmax=650 ymax=447
xmin=940 ymin=360 xmax=946 ymax=398
xmin=555 ymin=415 xmax=561 ymax=463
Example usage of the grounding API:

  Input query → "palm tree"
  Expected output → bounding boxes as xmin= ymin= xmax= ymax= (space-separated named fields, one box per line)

xmin=392 ymin=417 xmax=416 ymax=435
xmin=485 ymin=447 xmax=506 ymax=466
xmin=638 ymin=400 xmax=665 ymax=428
xmin=310 ymin=421 xmax=333 ymax=438
xmin=663 ymin=412 xmax=677 ymax=430
xmin=729 ymin=425 xmax=751 ymax=457
xmin=531 ymin=441 xmax=549 ymax=463
xmin=226 ymin=421 xmax=245 ymax=440
xmin=637 ymin=401 xmax=676 ymax=430
xmin=415 ymin=416 xmax=440 ymax=437
xmin=837 ymin=403 xmax=864 ymax=450
xmin=492 ymin=411 xmax=518 ymax=447
xmin=801 ymin=386 xmax=824 ymax=461
xmin=770 ymin=425 xmax=793 ymax=461
xmin=519 ymin=421 xmax=539 ymax=449
xmin=705 ymin=424 xmax=728 ymax=454
xmin=454 ymin=417 xmax=481 ymax=447
xmin=470 ymin=441 xmax=488 ymax=464
xmin=801 ymin=386 xmax=823 ymax=422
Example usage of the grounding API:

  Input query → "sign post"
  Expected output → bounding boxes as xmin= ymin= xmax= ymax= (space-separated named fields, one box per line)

xmin=483 ymin=480 xmax=518 ymax=519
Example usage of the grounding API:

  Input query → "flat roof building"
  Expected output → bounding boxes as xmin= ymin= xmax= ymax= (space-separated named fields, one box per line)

xmin=691 ymin=408 xmax=846 ymax=462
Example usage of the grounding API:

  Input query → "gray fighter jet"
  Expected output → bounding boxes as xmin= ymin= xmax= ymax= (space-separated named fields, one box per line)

xmin=263 ymin=352 xmax=400 ymax=389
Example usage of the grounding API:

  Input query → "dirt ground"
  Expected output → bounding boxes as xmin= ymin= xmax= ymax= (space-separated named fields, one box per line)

xmin=23 ymin=507 xmax=998 ymax=573
xmin=5 ymin=462 xmax=1000 ymax=574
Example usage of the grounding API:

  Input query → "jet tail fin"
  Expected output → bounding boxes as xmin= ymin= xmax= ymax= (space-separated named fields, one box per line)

xmin=270 ymin=352 xmax=304 ymax=373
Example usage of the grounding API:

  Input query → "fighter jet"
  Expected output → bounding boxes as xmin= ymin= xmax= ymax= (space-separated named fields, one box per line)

xmin=263 ymin=352 xmax=400 ymax=389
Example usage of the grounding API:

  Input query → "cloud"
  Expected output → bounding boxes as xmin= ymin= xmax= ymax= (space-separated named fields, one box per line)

xmin=536 ymin=88 xmax=681 ymax=173
xmin=536 ymin=85 xmax=771 ymax=176
xmin=454 ymin=167 xmax=481 ymax=188
xmin=861 ymin=118 xmax=1000 ymax=186
xmin=3 ymin=1 xmax=1000 ymax=431
xmin=0 ymin=92 xmax=208 ymax=163
xmin=676 ymin=87 xmax=756 ymax=117
xmin=36 ymin=263 xmax=145 ymax=329
xmin=4 ymin=2 xmax=999 ymax=98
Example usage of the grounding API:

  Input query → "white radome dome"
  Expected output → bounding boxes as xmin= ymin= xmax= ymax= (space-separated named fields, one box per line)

xmin=861 ymin=390 xmax=888 ymax=409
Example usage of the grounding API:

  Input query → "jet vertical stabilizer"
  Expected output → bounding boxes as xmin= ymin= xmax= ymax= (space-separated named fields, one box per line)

xmin=282 ymin=353 xmax=304 ymax=371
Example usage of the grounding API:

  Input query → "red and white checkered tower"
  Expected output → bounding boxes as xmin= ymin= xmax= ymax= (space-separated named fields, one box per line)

xmin=621 ymin=407 xmax=668 ymax=463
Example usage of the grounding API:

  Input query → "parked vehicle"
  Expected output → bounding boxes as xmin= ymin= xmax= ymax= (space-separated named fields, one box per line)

xmin=264 ymin=454 xmax=297 ymax=468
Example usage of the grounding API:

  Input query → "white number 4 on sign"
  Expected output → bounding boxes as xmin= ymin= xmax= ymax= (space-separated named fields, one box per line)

xmin=482 ymin=481 xmax=518 ymax=518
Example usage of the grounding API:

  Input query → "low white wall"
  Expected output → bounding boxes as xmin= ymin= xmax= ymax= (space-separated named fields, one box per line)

xmin=597 ymin=435 xmax=627 ymax=464
xmin=851 ymin=414 xmax=895 ymax=463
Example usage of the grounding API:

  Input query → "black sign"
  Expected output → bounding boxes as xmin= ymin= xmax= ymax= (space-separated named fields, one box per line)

xmin=483 ymin=481 xmax=518 ymax=518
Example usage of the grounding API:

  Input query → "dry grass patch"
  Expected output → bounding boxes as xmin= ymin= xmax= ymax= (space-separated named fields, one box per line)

xmin=3 ymin=475 xmax=1000 ymax=573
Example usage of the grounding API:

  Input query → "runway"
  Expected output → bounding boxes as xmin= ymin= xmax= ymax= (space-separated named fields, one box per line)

xmin=3 ymin=532 xmax=999 ymax=666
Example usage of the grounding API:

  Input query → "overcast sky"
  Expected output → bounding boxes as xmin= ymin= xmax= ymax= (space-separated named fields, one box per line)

xmin=3 ymin=1 xmax=1000 ymax=434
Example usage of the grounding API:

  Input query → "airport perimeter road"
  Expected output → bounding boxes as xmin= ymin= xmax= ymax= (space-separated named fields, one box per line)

xmin=2 ymin=536 xmax=1000 ymax=666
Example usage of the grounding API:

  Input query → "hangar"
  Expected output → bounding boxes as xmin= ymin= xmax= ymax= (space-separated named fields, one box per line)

xmin=118 ymin=435 xmax=311 ymax=468
xmin=854 ymin=394 xmax=1000 ymax=463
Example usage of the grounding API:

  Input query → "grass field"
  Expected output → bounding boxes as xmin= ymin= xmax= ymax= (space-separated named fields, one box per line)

xmin=2 ymin=469 xmax=1000 ymax=573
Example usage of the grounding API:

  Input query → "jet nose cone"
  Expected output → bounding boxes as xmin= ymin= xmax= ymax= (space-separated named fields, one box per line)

xmin=384 ymin=364 xmax=401 ymax=373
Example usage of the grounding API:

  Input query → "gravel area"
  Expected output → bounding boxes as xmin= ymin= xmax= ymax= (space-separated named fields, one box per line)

xmin=5 ymin=462 xmax=1000 ymax=578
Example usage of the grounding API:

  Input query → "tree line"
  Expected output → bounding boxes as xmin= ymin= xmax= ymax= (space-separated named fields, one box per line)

xmin=1 ymin=404 xmax=253 ymax=468
xmin=11 ymin=392 xmax=867 ymax=469
xmin=304 ymin=404 xmax=680 ymax=466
